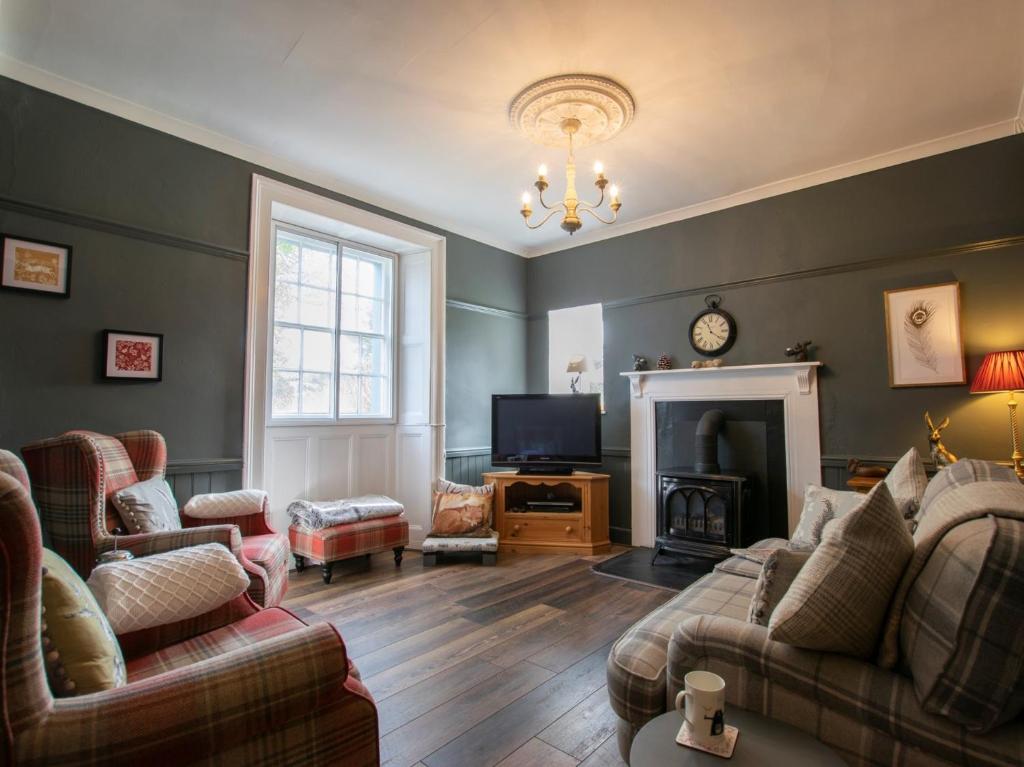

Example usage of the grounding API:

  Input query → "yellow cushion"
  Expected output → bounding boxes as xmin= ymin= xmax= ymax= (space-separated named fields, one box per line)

xmin=41 ymin=549 xmax=126 ymax=696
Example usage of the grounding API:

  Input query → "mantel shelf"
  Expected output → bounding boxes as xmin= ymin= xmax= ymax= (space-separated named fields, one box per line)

xmin=620 ymin=361 xmax=823 ymax=397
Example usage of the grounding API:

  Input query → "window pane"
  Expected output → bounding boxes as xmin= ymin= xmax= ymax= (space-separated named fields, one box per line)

xmin=301 ymin=373 xmax=332 ymax=415
xmin=361 ymin=337 xmax=385 ymax=375
xmin=338 ymin=374 xmax=358 ymax=414
xmin=274 ymin=282 xmax=298 ymax=324
xmin=357 ymin=297 xmax=383 ymax=333
xmin=275 ymin=237 xmax=299 ymax=281
xmin=299 ymin=286 xmax=335 ymax=328
xmin=302 ymin=330 xmax=333 ymax=372
xmin=340 ymin=294 xmax=357 ymax=331
xmin=358 ymin=259 xmax=383 ymax=298
xmin=360 ymin=376 xmax=385 ymax=415
xmin=273 ymin=326 xmax=300 ymax=370
xmin=341 ymin=256 xmax=358 ymax=293
xmin=272 ymin=371 xmax=299 ymax=416
xmin=338 ymin=334 xmax=360 ymax=373
xmin=301 ymin=246 xmax=335 ymax=289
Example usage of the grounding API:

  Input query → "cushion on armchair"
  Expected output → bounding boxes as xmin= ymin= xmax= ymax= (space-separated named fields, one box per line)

xmin=41 ymin=549 xmax=127 ymax=696
xmin=111 ymin=476 xmax=181 ymax=533
xmin=87 ymin=543 xmax=250 ymax=634
xmin=183 ymin=488 xmax=267 ymax=519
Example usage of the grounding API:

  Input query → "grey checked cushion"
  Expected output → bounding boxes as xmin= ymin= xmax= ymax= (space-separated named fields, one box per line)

xmin=902 ymin=516 xmax=1024 ymax=733
xmin=884 ymin=446 xmax=929 ymax=519
xmin=606 ymin=571 xmax=755 ymax=727
xmin=916 ymin=458 xmax=1019 ymax=525
xmin=769 ymin=482 xmax=913 ymax=657
xmin=747 ymin=548 xmax=813 ymax=626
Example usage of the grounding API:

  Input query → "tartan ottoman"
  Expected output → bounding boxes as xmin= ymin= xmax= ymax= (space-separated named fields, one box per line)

xmin=289 ymin=513 xmax=409 ymax=584
xmin=421 ymin=531 xmax=499 ymax=567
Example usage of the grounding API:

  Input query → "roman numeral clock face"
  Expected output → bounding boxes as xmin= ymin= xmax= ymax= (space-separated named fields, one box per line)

xmin=689 ymin=309 xmax=736 ymax=356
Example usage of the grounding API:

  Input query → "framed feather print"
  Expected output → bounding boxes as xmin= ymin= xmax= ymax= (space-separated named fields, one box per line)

xmin=884 ymin=282 xmax=965 ymax=387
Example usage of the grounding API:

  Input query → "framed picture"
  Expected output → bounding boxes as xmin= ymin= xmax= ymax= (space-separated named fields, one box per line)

xmin=884 ymin=282 xmax=965 ymax=388
xmin=1 ymin=234 xmax=72 ymax=297
xmin=103 ymin=330 xmax=164 ymax=381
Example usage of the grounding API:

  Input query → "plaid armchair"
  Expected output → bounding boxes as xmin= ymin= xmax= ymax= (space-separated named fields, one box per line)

xmin=0 ymin=451 xmax=379 ymax=767
xmin=22 ymin=430 xmax=288 ymax=607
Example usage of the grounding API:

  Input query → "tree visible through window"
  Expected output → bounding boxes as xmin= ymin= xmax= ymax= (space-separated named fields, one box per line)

xmin=271 ymin=224 xmax=394 ymax=419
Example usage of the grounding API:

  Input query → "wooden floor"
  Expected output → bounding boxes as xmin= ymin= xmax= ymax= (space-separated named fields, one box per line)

xmin=282 ymin=547 xmax=674 ymax=767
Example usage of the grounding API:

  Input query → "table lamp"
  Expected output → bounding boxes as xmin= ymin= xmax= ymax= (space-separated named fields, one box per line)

xmin=566 ymin=355 xmax=587 ymax=394
xmin=970 ymin=349 xmax=1024 ymax=480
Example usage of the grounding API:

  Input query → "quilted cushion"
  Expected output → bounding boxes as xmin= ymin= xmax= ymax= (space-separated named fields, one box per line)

xmin=111 ymin=476 xmax=181 ymax=533
xmin=769 ymin=482 xmax=913 ymax=657
xmin=41 ymin=549 xmax=126 ymax=696
xmin=901 ymin=516 xmax=1024 ymax=732
xmin=87 ymin=543 xmax=249 ymax=634
xmin=183 ymin=489 xmax=267 ymax=519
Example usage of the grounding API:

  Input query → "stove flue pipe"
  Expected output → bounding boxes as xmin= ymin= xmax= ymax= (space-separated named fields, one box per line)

xmin=695 ymin=409 xmax=725 ymax=474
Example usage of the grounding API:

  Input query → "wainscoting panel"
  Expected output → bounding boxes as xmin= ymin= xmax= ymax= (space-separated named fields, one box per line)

xmin=444 ymin=449 xmax=495 ymax=486
xmin=166 ymin=459 xmax=243 ymax=507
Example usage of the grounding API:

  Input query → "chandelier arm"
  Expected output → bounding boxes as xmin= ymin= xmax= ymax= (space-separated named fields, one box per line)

xmin=524 ymin=208 xmax=565 ymax=230
xmin=580 ymin=206 xmax=618 ymax=225
xmin=537 ymin=188 xmax=563 ymax=211
xmin=577 ymin=187 xmax=606 ymax=210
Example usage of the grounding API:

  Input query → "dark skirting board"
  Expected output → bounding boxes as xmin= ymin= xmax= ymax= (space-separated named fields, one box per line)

xmin=592 ymin=547 xmax=715 ymax=592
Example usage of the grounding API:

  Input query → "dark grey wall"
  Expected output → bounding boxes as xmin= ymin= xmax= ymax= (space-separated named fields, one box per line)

xmin=526 ymin=135 xmax=1024 ymax=538
xmin=0 ymin=76 xmax=525 ymax=467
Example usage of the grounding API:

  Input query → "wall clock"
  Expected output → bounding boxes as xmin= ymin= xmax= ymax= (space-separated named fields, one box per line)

xmin=689 ymin=295 xmax=736 ymax=357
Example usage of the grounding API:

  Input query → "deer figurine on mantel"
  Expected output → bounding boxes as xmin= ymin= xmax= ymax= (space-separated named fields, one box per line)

xmin=925 ymin=411 xmax=958 ymax=467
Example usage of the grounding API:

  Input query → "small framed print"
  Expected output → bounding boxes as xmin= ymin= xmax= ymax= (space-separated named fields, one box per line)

xmin=884 ymin=282 xmax=966 ymax=388
xmin=1 ymin=234 xmax=72 ymax=297
xmin=103 ymin=330 xmax=163 ymax=381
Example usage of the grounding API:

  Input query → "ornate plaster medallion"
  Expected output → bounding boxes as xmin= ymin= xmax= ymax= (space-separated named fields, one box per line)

xmin=509 ymin=74 xmax=636 ymax=148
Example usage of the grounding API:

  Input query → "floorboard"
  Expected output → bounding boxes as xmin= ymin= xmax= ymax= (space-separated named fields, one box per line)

xmin=282 ymin=546 xmax=667 ymax=767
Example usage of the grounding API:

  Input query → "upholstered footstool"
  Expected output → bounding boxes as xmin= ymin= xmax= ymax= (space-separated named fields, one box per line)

xmin=421 ymin=532 xmax=499 ymax=567
xmin=289 ymin=513 xmax=409 ymax=584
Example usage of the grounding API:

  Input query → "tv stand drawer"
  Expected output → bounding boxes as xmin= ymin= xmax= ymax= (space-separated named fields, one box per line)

xmin=507 ymin=517 xmax=582 ymax=542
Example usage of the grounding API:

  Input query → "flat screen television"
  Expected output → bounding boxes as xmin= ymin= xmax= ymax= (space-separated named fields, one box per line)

xmin=491 ymin=394 xmax=602 ymax=474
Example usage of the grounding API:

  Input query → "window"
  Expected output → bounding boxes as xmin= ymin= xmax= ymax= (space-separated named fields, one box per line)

xmin=270 ymin=223 xmax=394 ymax=420
xmin=548 ymin=303 xmax=604 ymax=408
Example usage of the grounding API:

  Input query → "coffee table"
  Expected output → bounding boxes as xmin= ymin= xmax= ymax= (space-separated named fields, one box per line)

xmin=630 ymin=708 xmax=845 ymax=766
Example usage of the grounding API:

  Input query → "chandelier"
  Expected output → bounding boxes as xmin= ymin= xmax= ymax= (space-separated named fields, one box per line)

xmin=509 ymin=74 xmax=635 ymax=235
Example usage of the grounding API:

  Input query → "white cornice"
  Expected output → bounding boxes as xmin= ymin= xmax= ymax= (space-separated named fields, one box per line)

xmin=0 ymin=54 xmax=529 ymax=258
xmin=523 ymin=119 xmax=1019 ymax=258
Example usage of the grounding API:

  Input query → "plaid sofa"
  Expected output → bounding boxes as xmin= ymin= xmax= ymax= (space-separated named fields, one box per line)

xmin=608 ymin=470 xmax=1024 ymax=766
xmin=21 ymin=430 xmax=288 ymax=607
xmin=0 ymin=452 xmax=379 ymax=767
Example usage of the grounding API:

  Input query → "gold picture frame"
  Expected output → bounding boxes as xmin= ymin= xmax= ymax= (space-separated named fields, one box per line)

xmin=1 ymin=233 xmax=72 ymax=297
xmin=883 ymin=281 xmax=965 ymax=388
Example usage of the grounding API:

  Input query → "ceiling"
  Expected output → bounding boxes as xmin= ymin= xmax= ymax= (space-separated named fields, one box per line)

xmin=2 ymin=1 xmax=1022 ymax=257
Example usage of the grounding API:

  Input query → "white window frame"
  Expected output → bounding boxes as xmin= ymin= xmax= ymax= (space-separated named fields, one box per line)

xmin=267 ymin=221 xmax=398 ymax=426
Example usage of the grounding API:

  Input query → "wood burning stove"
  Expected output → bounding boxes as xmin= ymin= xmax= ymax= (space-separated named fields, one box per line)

xmin=654 ymin=470 xmax=751 ymax=562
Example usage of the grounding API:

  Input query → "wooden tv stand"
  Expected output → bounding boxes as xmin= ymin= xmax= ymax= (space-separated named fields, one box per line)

xmin=483 ymin=470 xmax=610 ymax=555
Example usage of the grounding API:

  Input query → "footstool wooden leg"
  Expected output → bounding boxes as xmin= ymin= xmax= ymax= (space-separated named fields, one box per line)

xmin=422 ymin=552 xmax=437 ymax=567
xmin=393 ymin=546 xmax=405 ymax=566
xmin=293 ymin=554 xmax=307 ymax=572
xmin=321 ymin=561 xmax=334 ymax=584
xmin=481 ymin=552 xmax=497 ymax=567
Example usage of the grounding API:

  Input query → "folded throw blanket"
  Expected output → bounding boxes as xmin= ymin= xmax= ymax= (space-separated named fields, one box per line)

xmin=288 ymin=495 xmax=404 ymax=530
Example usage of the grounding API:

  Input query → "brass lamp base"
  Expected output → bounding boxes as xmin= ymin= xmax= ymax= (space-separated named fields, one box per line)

xmin=1008 ymin=392 xmax=1024 ymax=481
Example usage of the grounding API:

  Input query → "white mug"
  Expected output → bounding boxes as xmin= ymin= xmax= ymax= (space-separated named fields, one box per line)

xmin=674 ymin=670 xmax=726 ymax=746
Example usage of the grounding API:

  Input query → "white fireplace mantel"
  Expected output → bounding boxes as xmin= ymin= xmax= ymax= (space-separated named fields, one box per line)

xmin=620 ymin=362 xmax=823 ymax=547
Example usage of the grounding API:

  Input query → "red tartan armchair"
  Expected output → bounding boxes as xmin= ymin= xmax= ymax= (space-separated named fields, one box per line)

xmin=0 ymin=450 xmax=380 ymax=767
xmin=21 ymin=430 xmax=288 ymax=607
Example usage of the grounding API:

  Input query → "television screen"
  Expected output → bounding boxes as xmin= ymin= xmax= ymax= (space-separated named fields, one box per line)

xmin=491 ymin=394 xmax=601 ymax=468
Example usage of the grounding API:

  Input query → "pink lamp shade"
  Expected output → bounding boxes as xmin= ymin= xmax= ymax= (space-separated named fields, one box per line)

xmin=970 ymin=350 xmax=1024 ymax=393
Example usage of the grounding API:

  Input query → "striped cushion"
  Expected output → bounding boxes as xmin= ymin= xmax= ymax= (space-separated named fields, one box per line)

xmin=606 ymin=571 xmax=755 ymax=727
xmin=769 ymin=482 xmax=913 ymax=658
xmin=902 ymin=516 xmax=1024 ymax=732
xmin=289 ymin=514 xmax=409 ymax=563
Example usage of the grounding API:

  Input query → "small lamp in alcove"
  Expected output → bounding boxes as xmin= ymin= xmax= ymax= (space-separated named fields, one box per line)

xmin=566 ymin=355 xmax=587 ymax=394
xmin=970 ymin=349 xmax=1024 ymax=480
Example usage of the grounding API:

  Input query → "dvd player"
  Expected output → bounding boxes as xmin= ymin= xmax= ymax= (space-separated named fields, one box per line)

xmin=525 ymin=500 xmax=576 ymax=511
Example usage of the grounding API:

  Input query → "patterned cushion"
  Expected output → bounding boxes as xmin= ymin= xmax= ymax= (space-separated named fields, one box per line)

xmin=606 ymin=571 xmax=755 ymax=727
xmin=769 ymin=482 xmax=913 ymax=657
xmin=902 ymin=516 xmax=1024 ymax=732
xmin=41 ymin=548 xmax=126 ymax=696
xmin=126 ymin=607 xmax=306 ymax=681
xmin=747 ymin=548 xmax=813 ymax=626
xmin=87 ymin=543 xmax=249 ymax=635
xmin=429 ymin=491 xmax=494 ymax=537
xmin=421 ymin=533 xmax=500 ymax=553
xmin=916 ymin=458 xmax=1019 ymax=525
xmin=789 ymin=485 xmax=835 ymax=549
xmin=184 ymin=489 xmax=267 ymax=519
xmin=289 ymin=514 xmax=408 ymax=562
xmin=111 ymin=476 xmax=182 ymax=533
xmin=884 ymin=446 xmax=929 ymax=519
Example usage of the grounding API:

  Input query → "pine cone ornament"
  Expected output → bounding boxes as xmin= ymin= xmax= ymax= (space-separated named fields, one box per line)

xmin=657 ymin=353 xmax=672 ymax=370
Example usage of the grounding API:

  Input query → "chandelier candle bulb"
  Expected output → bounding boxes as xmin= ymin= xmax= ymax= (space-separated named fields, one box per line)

xmin=594 ymin=161 xmax=604 ymax=174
